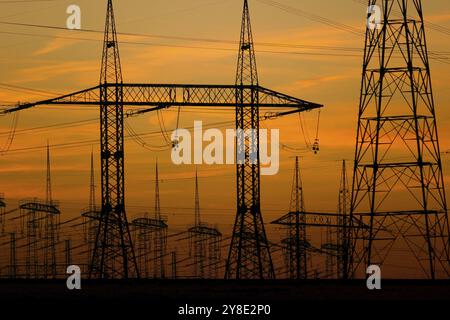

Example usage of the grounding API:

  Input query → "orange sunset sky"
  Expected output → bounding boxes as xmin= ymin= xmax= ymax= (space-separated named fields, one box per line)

xmin=1 ymin=0 xmax=450 ymax=277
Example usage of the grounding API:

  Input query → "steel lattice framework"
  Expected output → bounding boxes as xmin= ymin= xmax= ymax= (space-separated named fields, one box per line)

xmin=131 ymin=217 xmax=168 ymax=278
xmin=271 ymin=157 xmax=308 ymax=279
xmin=188 ymin=171 xmax=222 ymax=279
xmin=131 ymin=162 xmax=168 ymax=278
xmin=5 ymin=84 xmax=319 ymax=111
xmin=347 ymin=0 xmax=450 ymax=279
xmin=91 ymin=0 xmax=138 ymax=279
xmin=337 ymin=160 xmax=350 ymax=279
xmin=19 ymin=200 xmax=60 ymax=279
xmin=1 ymin=0 xmax=322 ymax=279
xmin=225 ymin=0 xmax=275 ymax=279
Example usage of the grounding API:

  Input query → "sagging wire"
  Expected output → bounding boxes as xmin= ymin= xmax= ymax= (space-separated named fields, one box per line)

xmin=295 ymin=109 xmax=322 ymax=154
xmin=0 ymin=112 xmax=19 ymax=156
xmin=156 ymin=109 xmax=173 ymax=147
xmin=260 ymin=120 xmax=309 ymax=154
xmin=124 ymin=119 xmax=170 ymax=151
xmin=298 ymin=112 xmax=312 ymax=150
xmin=126 ymin=107 xmax=183 ymax=151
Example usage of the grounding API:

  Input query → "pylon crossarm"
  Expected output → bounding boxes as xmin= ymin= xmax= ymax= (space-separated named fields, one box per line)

xmin=270 ymin=240 xmax=325 ymax=255
xmin=257 ymin=86 xmax=322 ymax=109
xmin=1 ymin=84 xmax=322 ymax=115
xmin=271 ymin=211 xmax=369 ymax=229
xmin=1 ymin=86 xmax=101 ymax=114
xmin=120 ymin=84 xmax=322 ymax=108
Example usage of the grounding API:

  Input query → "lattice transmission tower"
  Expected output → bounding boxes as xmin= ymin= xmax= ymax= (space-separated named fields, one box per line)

xmin=225 ymin=0 xmax=275 ymax=280
xmin=82 ymin=152 xmax=101 ymax=269
xmin=188 ymin=171 xmax=222 ymax=279
xmin=131 ymin=162 xmax=168 ymax=278
xmin=348 ymin=0 xmax=450 ymax=279
xmin=89 ymin=0 xmax=138 ymax=279
xmin=272 ymin=156 xmax=308 ymax=279
xmin=337 ymin=160 xmax=350 ymax=279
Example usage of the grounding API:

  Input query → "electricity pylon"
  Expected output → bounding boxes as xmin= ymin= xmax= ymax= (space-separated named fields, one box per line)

xmin=131 ymin=162 xmax=168 ymax=278
xmin=151 ymin=162 xmax=167 ymax=278
xmin=272 ymin=157 xmax=308 ymax=279
xmin=188 ymin=171 xmax=222 ymax=279
xmin=225 ymin=0 xmax=275 ymax=280
xmin=348 ymin=0 xmax=450 ymax=279
xmin=81 ymin=151 xmax=101 ymax=268
xmin=337 ymin=160 xmax=350 ymax=279
xmin=89 ymin=0 xmax=138 ymax=279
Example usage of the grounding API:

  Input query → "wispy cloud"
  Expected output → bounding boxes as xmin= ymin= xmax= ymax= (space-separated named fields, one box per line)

xmin=285 ymin=74 xmax=353 ymax=90
xmin=32 ymin=36 xmax=83 ymax=56
xmin=15 ymin=60 xmax=98 ymax=83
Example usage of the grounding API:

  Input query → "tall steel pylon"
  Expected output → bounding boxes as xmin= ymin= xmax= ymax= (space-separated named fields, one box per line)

xmin=272 ymin=157 xmax=308 ymax=279
xmin=89 ymin=151 xmax=96 ymax=213
xmin=188 ymin=171 xmax=222 ymax=279
xmin=337 ymin=160 xmax=350 ymax=279
xmin=89 ymin=0 xmax=138 ymax=279
xmin=190 ymin=171 xmax=206 ymax=278
xmin=151 ymin=161 xmax=167 ymax=278
xmin=44 ymin=143 xmax=57 ymax=279
xmin=348 ymin=0 xmax=450 ymax=279
xmin=82 ymin=151 xmax=101 ymax=269
xmin=289 ymin=157 xmax=308 ymax=279
xmin=46 ymin=142 xmax=52 ymax=205
xmin=131 ymin=162 xmax=168 ymax=278
xmin=225 ymin=0 xmax=275 ymax=279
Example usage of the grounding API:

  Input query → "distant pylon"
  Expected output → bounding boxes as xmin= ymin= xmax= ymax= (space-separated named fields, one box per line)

xmin=9 ymin=233 xmax=16 ymax=279
xmin=81 ymin=151 xmax=101 ymax=268
xmin=89 ymin=0 xmax=138 ymax=279
xmin=46 ymin=141 xmax=52 ymax=205
xmin=225 ymin=0 xmax=275 ymax=280
xmin=192 ymin=171 xmax=205 ymax=278
xmin=89 ymin=151 xmax=96 ymax=212
xmin=324 ymin=222 xmax=334 ymax=278
xmin=65 ymin=239 xmax=72 ymax=267
xmin=272 ymin=156 xmax=308 ymax=279
xmin=348 ymin=0 xmax=450 ymax=279
xmin=171 ymin=251 xmax=177 ymax=279
xmin=152 ymin=161 xmax=166 ymax=278
xmin=188 ymin=171 xmax=222 ymax=279
xmin=337 ymin=160 xmax=350 ymax=279
xmin=131 ymin=161 xmax=167 ymax=278
xmin=194 ymin=170 xmax=201 ymax=227
xmin=288 ymin=156 xmax=308 ymax=279
xmin=44 ymin=143 xmax=57 ymax=279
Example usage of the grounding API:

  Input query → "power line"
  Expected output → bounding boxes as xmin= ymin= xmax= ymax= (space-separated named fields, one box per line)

xmin=0 ymin=117 xmax=97 ymax=138
xmin=1 ymin=119 xmax=237 ymax=155
xmin=350 ymin=0 xmax=450 ymax=37
xmin=0 ymin=0 xmax=57 ymax=3
xmin=0 ymin=27 xmax=363 ymax=58
xmin=0 ymin=82 xmax=61 ymax=97
xmin=256 ymin=0 xmax=362 ymax=36
xmin=0 ymin=20 xmax=448 ymax=61
xmin=255 ymin=0 xmax=450 ymax=63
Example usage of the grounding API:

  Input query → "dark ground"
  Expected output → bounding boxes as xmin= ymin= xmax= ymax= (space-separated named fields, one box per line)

xmin=0 ymin=280 xmax=448 ymax=317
